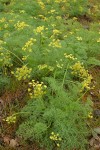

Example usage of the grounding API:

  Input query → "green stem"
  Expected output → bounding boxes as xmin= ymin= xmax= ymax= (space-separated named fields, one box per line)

xmin=12 ymin=112 xmax=30 ymax=116
xmin=62 ymin=63 xmax=69 ymax=87
xmin=53 ymin=69 xmax=57 ymax=79
xmin=39 ymin=33 xmax=42 ymax=50
xmin=77 ymin=90 xmax=88 ymax=101
xmin=6 ymin=49 xmax=24 ymax=65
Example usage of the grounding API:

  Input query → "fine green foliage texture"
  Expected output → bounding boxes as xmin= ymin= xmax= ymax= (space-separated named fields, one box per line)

xmin=17 ymin=78 xmax=92 ymax=150
xmin=0 ymin=0 xmax=100 ymax=150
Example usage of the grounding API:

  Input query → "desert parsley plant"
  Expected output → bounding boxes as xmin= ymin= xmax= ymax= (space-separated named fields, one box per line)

xmin=0 ymin=0 xmax=100 ymax=150
xmin=16 ymin=78 xmax=93 ymax=150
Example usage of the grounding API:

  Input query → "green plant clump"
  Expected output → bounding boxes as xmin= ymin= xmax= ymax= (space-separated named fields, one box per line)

xmin=0 ymin=0 xmax=100 ymax=150
xmin=17 ymin=78 xmax=93 ymax=150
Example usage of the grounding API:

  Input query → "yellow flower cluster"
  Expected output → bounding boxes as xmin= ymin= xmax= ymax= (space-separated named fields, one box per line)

xmin=55 ymin=0 xmax=66 ymax=3
xmin=56 ymin=16 xmax=62 ymax=20
xmin=4 ymin=24 xmax=8 ymax=29
xmin=0 ymin=40 xmax=3 ymax=44
xmin=38 ymin=64 xmax=54 ymax=71
xmin=69 ymin=32 xmax=74 ymax=35
xmin=22 ymin=38 xmax=36 ymax=52
xmin=0 ymin=49 xmax=13 ymax=67
xmin=51 ymin=24 xmax=56 ymax=27
xmin=0 ymin=17 xmax=6 ymax=22
xmin=81 ymin=75 xmax=93 ymax=90
xmin=76 ymin=36 xmax=82 ymax=41
xmin=53 ymin=29 xmax=61 ymax=35
xmin=28 ymin=80 xmax=47 ymax=99
xmin=38 ymin=15 xmax=47 ymax=21
xmin=4 ymin=115 xmax=16 ymax=124
xmin=49 ymin=39 xmax=62 ymax=48
xmin=71 ymin=62 xmax=89 ymax=79
xmin=88 ymin=112 xmax=93 ymax=119
xmin=73 ymin=17 xmax=78 ymax=20
xmin=37 ymin=1 xmax=45 ymax=10
xmin=56 ymin=59 xmax=64 ymax=69
xmin=48 ymin=9 xmax=56 ymax=14
xmin=11 ymin=65 xmax=32 ymax=81
xmin=19 ymin=10 xmax=25 ymax=13
xmin=97 ymin=38 xmax=100 ymax=43
xmin=64 ymin=35 xmax=68 ymax=38
xmin=14 ymin=21 xmax=29 ymax=30
xmin=22 ymin=55 xmax=28 ymax=61
xmin=64 ymin=53 xmax=77 ymax=61
xmin=35 ymin=26 xmax=44 ymax=33
xmin=4 ymin=33 xmax=10 ymax=38
xmin=71 ymin=61 xmax=93 ymax=91
xmin=50 ymin=132 xmax=62 ymax=147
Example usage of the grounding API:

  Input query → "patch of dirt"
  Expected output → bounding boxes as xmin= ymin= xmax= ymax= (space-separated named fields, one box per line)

xmin=0 ymin=86 xmax=27 ymax=105
xmin=89 ymin=66 xmax=100 ymax=149
xmin=90 ymin=67 xmax=100 ymax=108
xmin=78 ymin=14 xmax=92 ymax=26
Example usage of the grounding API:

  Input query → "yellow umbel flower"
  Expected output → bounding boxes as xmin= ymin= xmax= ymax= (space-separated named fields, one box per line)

xmin=53 ymin=29 xmax=61 ymax=35
xmin=76 ymin=36 xmax=82 ymax=41
xmin=4 ymin=24 xmax=8 ymax=28
xmin=22 ymin=38 xmax=36 ymax=52
xmin=38 ymin=64 xmax=54 ymax=71
xmin=22 ymin=55 xmax=28 ymax=61
xmin=71 ymin=61 xmax=93 ymax=91
xmin=97 ymin=38 xmax=100 ymax=42
xmin=38 ymin=15 xmax=47 ymax=21
xmin=4 ymin=115 xmax=17 ymax=124
xmin=14 ymin=21 xmax=29 ymax=30
xmin=0 ymin=49 xmax=13 ymax=67
xmin=64 ymin=53 xmax=77 ymax=61
xmin=35 ymin=26 xmax=44 ymax=33
xmin=0 ymin=17 xmax=6 ymax=22
xmin=88 ymin=112 xmax=93 ymax=119
xmin=55 ymin=0 xmax=66 ymax=3
xmin=50 ymin=132 xmax=62 ymax=147
xmin=56 ymin=59 xmax=64 ymax=69
xmin=49 ymin=39 xmax=62 ymax=48
xmin=56 ymin=16 xmax=62 ymax=20
xmin=81 ymin=75 xmax=93 ymax=91
xmin=11 ymin=65 xmax=32 ymax=81
xmin=28 ymin=80 xmax=47 ymax=99
xmin=48 ymin=9 xmax=56 ymax=14
xmin=71 ymin=61 xmax=88 ymax=79
xmin=19 ymin=10 xmax=25 ymax=13
xmin=37 ymin=1 xmax=45 ymax=10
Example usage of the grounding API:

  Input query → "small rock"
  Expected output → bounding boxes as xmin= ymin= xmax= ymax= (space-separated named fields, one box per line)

xmin=9 ymin=139 xmax=19 ymax=148
xmin=89 ymin=137 xmax=95 ymax=146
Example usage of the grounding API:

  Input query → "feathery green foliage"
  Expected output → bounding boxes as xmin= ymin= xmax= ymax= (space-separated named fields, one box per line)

xmin=0 ymin=0 xmax=100 ymax=149
xmin=17 ymin=78 xmax=92 ymax=150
